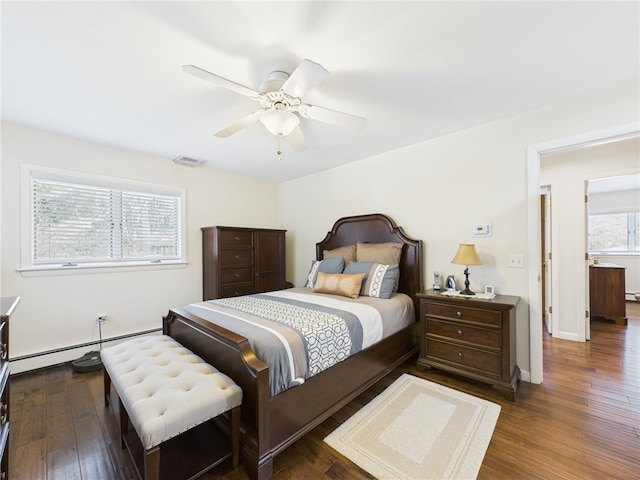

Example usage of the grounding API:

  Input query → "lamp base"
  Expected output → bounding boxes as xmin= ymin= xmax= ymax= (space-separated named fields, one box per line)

xmin=461 ymin=266 xmax=475 ymax=295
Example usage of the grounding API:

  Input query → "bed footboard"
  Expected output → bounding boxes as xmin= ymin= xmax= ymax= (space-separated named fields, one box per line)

xmin=163 ymin=308 xmax=273 ymax=479
xmin=164 ymin=308 xmax=417 ymax=480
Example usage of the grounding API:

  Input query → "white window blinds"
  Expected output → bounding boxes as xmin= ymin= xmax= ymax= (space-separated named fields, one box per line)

xmin=30 ymin=171 xmax=183 ymax=266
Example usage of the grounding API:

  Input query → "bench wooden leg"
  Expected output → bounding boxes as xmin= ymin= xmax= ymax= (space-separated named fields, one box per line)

xmin=229 ymin=405 xmax=241 ymax=468
xmin=119 ymin=396 xmax=129 ymax=449
xmin=103 ymin=368 xmax=111 ymax=407
xmin=144 ymin=446 xmax=160 ymax=480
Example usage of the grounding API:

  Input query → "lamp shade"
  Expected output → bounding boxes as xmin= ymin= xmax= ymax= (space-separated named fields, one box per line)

xmin=451 ymin=244 xmax=483 ymax=266
xmin=260 ymin=104 xmax=300 ymax=137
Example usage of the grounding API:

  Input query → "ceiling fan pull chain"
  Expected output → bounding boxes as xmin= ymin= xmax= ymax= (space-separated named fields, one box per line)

xmin=277 ymin=136 xmax=283 ymax=161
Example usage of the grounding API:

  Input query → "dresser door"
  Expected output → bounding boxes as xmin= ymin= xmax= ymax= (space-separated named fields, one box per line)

xmin=254 ymin=230 xmax=285 ymax=293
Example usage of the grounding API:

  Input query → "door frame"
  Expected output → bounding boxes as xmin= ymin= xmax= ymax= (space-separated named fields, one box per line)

xmin=526 ymin=122 xmax=639 ymax=384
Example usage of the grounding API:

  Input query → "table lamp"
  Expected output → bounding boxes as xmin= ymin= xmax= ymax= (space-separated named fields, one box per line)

xmin=451 ymin=244 xmax=483 ymax=295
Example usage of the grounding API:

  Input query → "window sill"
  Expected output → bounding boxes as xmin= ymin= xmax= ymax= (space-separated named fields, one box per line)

xmin=17 ymin=261 xmax=188 ymax=277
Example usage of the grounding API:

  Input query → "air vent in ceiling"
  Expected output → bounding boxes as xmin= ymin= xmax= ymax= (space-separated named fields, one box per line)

xmin=173 ymin=155 xmax=205 ymax=167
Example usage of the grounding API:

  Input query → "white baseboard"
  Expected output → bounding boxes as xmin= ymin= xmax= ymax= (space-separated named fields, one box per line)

xmin=10 ymin=330 xmax=161 ymax=375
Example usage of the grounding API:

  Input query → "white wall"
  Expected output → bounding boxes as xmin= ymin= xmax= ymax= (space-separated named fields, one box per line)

xmin=1 ymin=122 xmax=281 ymax=373
xmin=541 ymin=139 xmax=640 ymax=337
xmin=278 ymin=80 xmax=640 ymax=382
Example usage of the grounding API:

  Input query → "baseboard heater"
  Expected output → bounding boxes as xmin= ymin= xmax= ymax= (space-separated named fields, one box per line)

xmin=9 ymin=327 xmax=162 ymax=366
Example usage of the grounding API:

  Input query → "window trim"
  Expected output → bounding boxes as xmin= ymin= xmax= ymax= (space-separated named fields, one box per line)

xmin=19 ymin=164 xmax=188 ymax=275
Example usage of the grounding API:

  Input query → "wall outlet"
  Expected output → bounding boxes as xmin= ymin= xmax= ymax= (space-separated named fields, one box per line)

xmin=508 ymin=254 xmax=524 ymax=268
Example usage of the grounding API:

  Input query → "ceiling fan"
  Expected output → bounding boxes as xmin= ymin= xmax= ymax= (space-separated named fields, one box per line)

xmin=182 ymin=59 xmax=367 ymax=152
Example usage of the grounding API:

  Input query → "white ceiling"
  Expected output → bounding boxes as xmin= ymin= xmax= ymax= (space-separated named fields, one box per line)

xmin=2 ymin=1 xmax=639 ymax=183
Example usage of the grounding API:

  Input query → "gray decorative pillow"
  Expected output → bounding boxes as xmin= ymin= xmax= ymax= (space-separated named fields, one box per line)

xmin=356 ymin=242 xmax=403 ymax=265
xmin=304 ymin=256 xmax=345 ymax=288
xmin=343 ymin=262 xmax=400 ymax=299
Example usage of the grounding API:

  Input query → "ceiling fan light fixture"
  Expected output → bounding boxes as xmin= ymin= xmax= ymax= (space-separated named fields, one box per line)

xmin=260 ymin=104 xmax=300 ymax=137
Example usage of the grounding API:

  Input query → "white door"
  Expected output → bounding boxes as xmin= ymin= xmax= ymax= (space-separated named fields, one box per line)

xmin=541 ymin=187 xmax=553 ymax=334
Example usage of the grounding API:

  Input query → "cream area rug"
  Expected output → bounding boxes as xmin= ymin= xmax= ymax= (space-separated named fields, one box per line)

xmin=324 ymin=373 xmax=500 ymax=480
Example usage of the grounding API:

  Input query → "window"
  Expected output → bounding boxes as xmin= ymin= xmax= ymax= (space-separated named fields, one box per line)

xmin=21 ymin=166 xmax=186 ymax=272
xmin=588 ymin=212 xmax=640 ymax=253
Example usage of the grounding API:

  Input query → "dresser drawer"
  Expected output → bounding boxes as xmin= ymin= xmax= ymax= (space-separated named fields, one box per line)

xmin=427 ymin=339 xmax=502 ymax=377
xmin=219 ymin=267 xmax=253 ymax=285
xmin=427 ymin=318 xmax=501 ymax=349
xmin=218 ymin=230 xmax=253 ymax=247
xmin=219 ymin=249 xmax=253 ymax=267
xmin=220 ymin=283 xmax=254 ymax=298
xmin=425 ymin=302 xmax=502 ymax=327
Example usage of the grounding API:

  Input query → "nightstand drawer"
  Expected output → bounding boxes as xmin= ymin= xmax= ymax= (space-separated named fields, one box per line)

xmin=220 ymin=267 xmax=253 ymax=285
xmin=425 ymin=302 xmax=502 ymax=327
xmin=218 ymin=230 xmax=253 ymax=247
xmin=427 ymin=319 xmax=501 ymax=348
xmin=427 ymin=339 xmax=502 ymax=377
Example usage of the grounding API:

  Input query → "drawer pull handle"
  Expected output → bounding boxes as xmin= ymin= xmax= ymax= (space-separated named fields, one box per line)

xmin=0 ymin=344 xmax=6 ymax=360
xmin=0 ymin=403 xmax=7 ymax=425
xmin=234 ymin=254 xmax=240 ymax=259
xmin=234 ymin=273 xmax=240 ymax=278
xmin=458 ymin=352 xmax=463 ymax=358
xmin=456 ymin=311 xmax=463 ymax=318
xmin=457 ymin=330 xmax=463 ymax=336
xmin=234 ymin=236 xmax=240 ymax=241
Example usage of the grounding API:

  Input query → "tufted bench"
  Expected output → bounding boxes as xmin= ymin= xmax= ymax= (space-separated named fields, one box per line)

xmin=101 ymin=335 xmax=242 ymax=480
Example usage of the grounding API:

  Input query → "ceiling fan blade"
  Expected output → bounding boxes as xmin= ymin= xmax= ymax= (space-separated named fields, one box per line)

xmin=281 ymin=59 xmax=330 ymax=98
xmin=182 ymin=65 xmax=259 ymax=98
xmin=214 ymin=110 xmax=263 ymax=138
xmin=302 ymin=104 xmax=368 ymax=131
xmin=287 ymin=126 xmax=308 ymax=152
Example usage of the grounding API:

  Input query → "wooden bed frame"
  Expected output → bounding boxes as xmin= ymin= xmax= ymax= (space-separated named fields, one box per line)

xmin=162 ymin=213 xmax=423 ymax=479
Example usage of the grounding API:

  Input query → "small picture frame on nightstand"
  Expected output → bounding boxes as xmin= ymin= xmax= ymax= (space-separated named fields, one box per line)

xmin=485 ymin=285 xmax=495 ymax=295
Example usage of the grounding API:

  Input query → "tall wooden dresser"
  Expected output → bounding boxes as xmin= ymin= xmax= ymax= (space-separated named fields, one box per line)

xmin=202 ymin=226 xmax=286 ymax=300
xmin=589 ymin=263 xmax=627 ymax=326
xmin=417 ymin=290 xmax=520 ymax=401
xmin=0 ymin=296 xmax=19 ymax=479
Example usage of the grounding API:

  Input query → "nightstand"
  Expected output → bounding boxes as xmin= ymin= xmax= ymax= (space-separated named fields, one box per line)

xmin=417 ymin=289 xmax=520 ymax=401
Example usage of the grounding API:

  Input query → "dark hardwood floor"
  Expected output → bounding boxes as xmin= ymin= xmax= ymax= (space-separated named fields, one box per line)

xmin=9 ymin=302 xmax=640 ymax=480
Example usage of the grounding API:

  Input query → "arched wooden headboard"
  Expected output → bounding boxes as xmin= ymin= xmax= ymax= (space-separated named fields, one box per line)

xmin=316 ymin=213 xmax=423 ymax=316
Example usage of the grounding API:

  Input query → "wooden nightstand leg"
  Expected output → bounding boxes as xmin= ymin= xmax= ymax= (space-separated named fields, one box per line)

xmin=493 ymin=365 xmax=521 ymax=402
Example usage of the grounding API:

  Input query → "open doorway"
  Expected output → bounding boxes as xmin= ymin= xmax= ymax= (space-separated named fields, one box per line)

xmin=586 ymin=173 xmax=640 ymax=330
xmin=527 ymin=124 xmax=639 ymax=385
xmin=540 ymin=138 xmax=638 ymax=341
